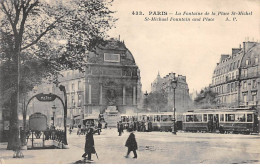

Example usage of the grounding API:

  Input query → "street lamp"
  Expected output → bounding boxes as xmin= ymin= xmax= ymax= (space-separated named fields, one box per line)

xmin=52 ymin=105 xmax=56 ymax=126
xmin=171 ymin=79 xmax=177 ymax=135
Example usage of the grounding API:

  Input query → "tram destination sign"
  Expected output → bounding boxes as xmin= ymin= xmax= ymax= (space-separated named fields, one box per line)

xmin=35 ymin=93 xmax=57 ymax=102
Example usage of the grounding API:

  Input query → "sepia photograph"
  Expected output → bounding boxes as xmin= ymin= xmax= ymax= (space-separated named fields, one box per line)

xmin=0 ymin=0 xmax=260 ymax=164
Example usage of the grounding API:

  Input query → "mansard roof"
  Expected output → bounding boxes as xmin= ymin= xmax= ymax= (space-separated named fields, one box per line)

xmin=240 ymin=43 xmax=260 ymax=68
xmin=97 ymin=38 xmax=127 ymax=51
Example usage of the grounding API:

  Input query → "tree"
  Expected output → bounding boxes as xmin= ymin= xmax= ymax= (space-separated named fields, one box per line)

xmin=146 ymin=91 xmax=168 ymax=112
xmin=0 ymin=0 xmax=116 ymax=151
xmin=194 ymin=87 xmax=218 ymax=108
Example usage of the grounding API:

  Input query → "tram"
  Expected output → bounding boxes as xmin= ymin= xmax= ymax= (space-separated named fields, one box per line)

xmin=120 ymin=112 xmax=182 ymax=131
xmin=182 ymin=108 xmax=259 ymax=134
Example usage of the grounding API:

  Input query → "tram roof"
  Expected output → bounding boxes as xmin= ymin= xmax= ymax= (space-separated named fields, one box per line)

xmin=84 ymin=116 xmax=99 ymax=120
xmin=120 ymin=112 xmax=183 ymax=116
xmin=183 ymin=108 xmax=256 ymax=114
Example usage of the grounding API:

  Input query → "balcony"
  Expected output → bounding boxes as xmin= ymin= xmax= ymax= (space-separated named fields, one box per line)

xmin=241 ymin=72 xmax=259 ymax=79
xmin=248 ymin=101 xmax=258 ymax=106
xmin=239 ymin=102 xmax=248 ymax=107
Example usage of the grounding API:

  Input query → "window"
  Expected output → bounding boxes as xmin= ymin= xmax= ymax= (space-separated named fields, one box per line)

xmin=104 ymin=53 xmax=120 ymax=62
xmin=243 ymin=93 xmax=248 ymax=103
xmin=78 ymin=94 xmax=82 ymax=106
xmin=220 ymin=114 xmax=224 ymax=122
xmin=235 ymin=114 xmax=245 ymax=122
xmin=243 ymin=69 xmax=248 ymax=77
xmin=78 ymin=81 xmax=81 ymax=90
xmin=252 ymin=80 xmax=257 ymax=89
xmin=247 ymin=114 xmax=253 ymax=122
xmin=243 ymin=81 xmax=247 ymax=89
xmin=186 ymin=115 xmax=194 ymax=122
xmin=252 ymin=92 xmax=257 ymax=102
xmin=161 ymin=115 xmax=172 ymax=122
xmin=71 ymin=95 xmax=75 ymax=107
xmin=194 ymin=114 xmax=202 ymax=122
xmin=154 ymin=115 xmax=160 ymax=122
xmin=227 ymin=84 xmax=230 ymax=93
xmin=246 ymin=59 xmax=249 ymax=66
xmin=225 ymin=114 xmax=235 ymax=122
xmin=203 ymin=114 xmax=207 ymax=122
xmin=231 ymin=83 xmax=234 ymax=92
xmin=237 ymin=60 xmax=240 ymax=68
xmin=255 ymin=57 xmax=258 ymax=64
xmin=72 ymin=83 xmax=74 ymax=91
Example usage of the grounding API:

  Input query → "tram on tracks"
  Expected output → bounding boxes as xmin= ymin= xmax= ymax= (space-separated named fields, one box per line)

xmin=120 ymin=112 xmax=182 ymax=131
xmin=182 ymin=108 xmax=259 ymax=134
xmin=120 ymin=108 xmax=259 ymax=134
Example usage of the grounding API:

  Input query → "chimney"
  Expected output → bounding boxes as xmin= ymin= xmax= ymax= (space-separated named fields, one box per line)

xmin=243 ymin=41 xmax=257 ymax=54
xmin=232 ymin=48 xmax=241 ymax=55
xmin=220 ymin=54 xmax=229 ymax=62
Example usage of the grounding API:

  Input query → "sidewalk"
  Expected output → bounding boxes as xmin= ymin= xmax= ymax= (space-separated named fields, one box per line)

xmin=1 ymin=129 xmax=260 ymax=164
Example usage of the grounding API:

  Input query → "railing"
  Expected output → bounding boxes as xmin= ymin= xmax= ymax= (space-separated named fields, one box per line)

xmin=24 ymin=129 xmax=66 ymax=145
xmin=43 ymin=129 xmax=66 ymax=144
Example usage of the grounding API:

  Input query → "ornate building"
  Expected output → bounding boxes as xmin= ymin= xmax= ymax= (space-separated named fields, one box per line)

xmin=21 ymin=38 xmax=141 ymax=128
xmin=210 ymin=41 xmax=260 ymax=110
xmin=151 ymin=72 xmax=191 ymax=113
xmin=85 ymin=39 xmax=141 ymax=121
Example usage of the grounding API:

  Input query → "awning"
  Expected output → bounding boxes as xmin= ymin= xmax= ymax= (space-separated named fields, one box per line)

xmin=73 ymin=115 xmax=82 ymax=119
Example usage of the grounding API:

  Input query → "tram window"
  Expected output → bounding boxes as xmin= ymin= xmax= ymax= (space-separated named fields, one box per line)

xmin=220 ymin=114 xmax=224 ymax=122
xmin=203 ymin=114 xmax=207 ymax=122
xmin=161 ymin=115 xmax=171 ymax=122
xmin=247 ymin=114 xmax=253 ymax=122
xmin=194 ymin=114 xmax=202 ymax=122
xmin=226 ymin=114 xmax=235 ymax=122
xmin=235 ymin=114 xmax=245 ymax=122
xmin=157 ymin=116 xmax=160 ymax=122
xmin=186 ymin=115 xmax=194 ymax=122
xmin=154 ymin=115 xmax=160 ymax=122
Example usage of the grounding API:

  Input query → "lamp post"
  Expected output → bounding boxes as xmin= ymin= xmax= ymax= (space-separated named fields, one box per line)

xmin=171 ymin=79 xmax=177 ymax=135
xmin=59 ymin=85 xmax=68 ymax=145
xmin=52 ymin=105 xmax=56 ymax=126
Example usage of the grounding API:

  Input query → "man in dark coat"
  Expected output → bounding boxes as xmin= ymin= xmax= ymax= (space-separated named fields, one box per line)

xmin=125 ymin=131 xmax=137 ymax=158
xmin=82 ymin=127 xmax=95 ymax=161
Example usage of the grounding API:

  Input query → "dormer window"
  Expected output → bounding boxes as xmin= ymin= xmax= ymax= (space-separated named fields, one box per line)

xmin=104 ymin=53 xmax=120 ymax=62
xmin=255 ymin=57 xmax=258 ymax=64
xmin=246 ymin=59 xmax=249 ymax=66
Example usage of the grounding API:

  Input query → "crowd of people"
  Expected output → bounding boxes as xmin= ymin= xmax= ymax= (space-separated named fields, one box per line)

xmin=117 ymin=120 xmax=153 ymax=133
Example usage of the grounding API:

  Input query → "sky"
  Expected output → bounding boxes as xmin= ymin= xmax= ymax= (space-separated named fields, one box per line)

xmin=108 ymin=0 xmax=260 ymax=93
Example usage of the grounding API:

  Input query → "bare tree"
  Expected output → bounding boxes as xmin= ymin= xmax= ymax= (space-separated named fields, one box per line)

xmin=0 ymin=0 xmax=116 ymax=153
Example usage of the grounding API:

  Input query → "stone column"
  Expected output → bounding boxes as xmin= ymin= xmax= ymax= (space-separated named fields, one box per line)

xmin=99 ymin=84 xmax=102 ymax=105
xmin=133 ymin=86 xmax=136 ymax=105
xmin=123 ymin=86 xmax=126 ymax=105
xmin=88 ymin=84 xmax=92 ymax=104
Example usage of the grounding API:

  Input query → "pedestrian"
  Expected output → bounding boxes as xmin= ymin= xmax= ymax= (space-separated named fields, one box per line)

xmin=145 ymin=121 xmax=148 ymax=132
xmin=82 ymin=126 xmax=96 ymax=161
xmin=120 ymin=121 xmax=124 ymax=134
xmin=125 ymin=130 xmax=138 ymax=158
xmin=98 ymin=121 xmax=102 ymax=135
xmin=77 ymin=124 xmax=81 ymax=135
xmin=118 ymin=121 xmax=123 ymax=136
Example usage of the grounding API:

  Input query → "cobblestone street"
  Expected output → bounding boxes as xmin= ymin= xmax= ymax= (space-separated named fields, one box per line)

xmin=1 ymin=128 xmax=260 ymax=164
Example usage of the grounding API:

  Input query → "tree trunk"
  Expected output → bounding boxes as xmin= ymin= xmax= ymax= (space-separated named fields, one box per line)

xmin=7 ymin=91 xmax=21 ymax=150
xmin=7 ymin=49 xmax=21 ymax=151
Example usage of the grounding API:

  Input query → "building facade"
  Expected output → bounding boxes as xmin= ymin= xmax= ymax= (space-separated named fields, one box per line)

xmin=24 ymin=39 xmax=141 ymax=128
xmin=151 ymin=72 xmax=191 ymax=113
xmin=211 ymin=41 xmax=260 ymax=110
xmin=85 ymin=39 xmax=141 ymax=117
